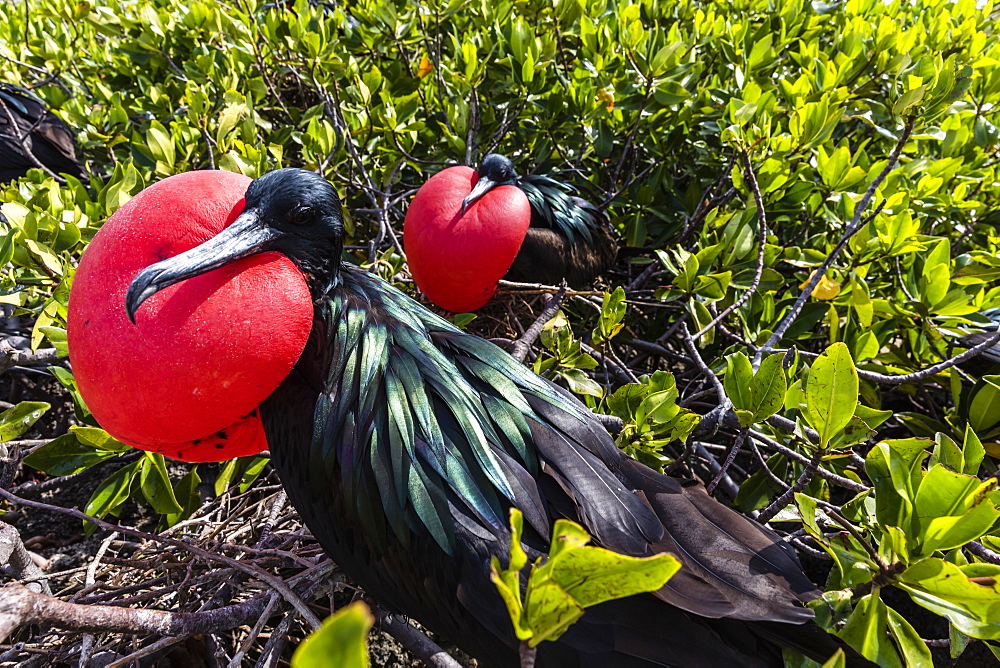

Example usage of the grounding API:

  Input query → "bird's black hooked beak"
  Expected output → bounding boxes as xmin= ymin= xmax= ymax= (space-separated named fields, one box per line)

xmin=125 ymin=209 xmax=282 ymax=323
xmin=460 ymin=176 xmax=498 ymax=215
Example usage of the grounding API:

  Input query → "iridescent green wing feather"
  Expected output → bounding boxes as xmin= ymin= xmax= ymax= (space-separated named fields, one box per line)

xmin=518 ymin=173 xmax=606 ymax=247
xmin=312 ymin=267 xmax=662 ymax=555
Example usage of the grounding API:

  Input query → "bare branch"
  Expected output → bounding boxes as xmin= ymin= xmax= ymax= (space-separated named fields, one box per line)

xmin=0 ymin=341 xmax=60 ymax=375
xmin=509 ymin=286 xmax=567 ymax=363
xmin=756 ymin=450 xmax=823 ymax=524
xmin=757 ymin=118 xmax=915 ymax=362
xmin=365 ymin=598 xmax=462 ymax=668
xmin=0 ymin=584 xmax=269 ymax=642
xmin=693 ymin=151 xmax=767 ymax=339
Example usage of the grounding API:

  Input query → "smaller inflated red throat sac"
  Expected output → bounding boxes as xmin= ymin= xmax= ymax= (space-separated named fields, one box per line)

xmin=67 ymin=170 xmax=313 ymax=462
xmin=404 ymin=165 xmax=530 ymax=313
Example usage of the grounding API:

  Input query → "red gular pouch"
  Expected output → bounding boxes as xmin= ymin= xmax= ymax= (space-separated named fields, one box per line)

xmin=404 ymin=165 xmax=531 ymax=313
xmin=68 ymin=170 xmax=313 ymax=463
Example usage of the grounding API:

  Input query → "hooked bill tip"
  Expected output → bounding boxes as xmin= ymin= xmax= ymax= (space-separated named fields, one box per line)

xmin=124 ymin=267 xmax=160 ymax=324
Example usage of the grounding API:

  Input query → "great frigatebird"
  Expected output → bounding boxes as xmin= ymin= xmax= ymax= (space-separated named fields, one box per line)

xmin=0 ymin=83 xmax=86 ymax=184
xmin=69 ymin=168 xmax=851 ymax=666
xmin=405 ymin=154 xmax=617 ymax=312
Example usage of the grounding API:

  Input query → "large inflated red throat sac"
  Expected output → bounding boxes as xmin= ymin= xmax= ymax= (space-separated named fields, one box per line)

xmin=67 ymin=170 xmax=313 ymax=463
xmin=404 ymin=166 xmax=531 ymax=312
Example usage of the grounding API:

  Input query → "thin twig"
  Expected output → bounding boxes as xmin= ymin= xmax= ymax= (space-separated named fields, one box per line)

xmin=693 ymin=151 xmax=767 ymax=339
xmin=748 ymin=430 xmax=867 ymax=493
xmin=757 ymin=119 xmax=914 ymax=362
xmin=706 ymin=427 xmax=749 ymax=495
xmin=757 ymin=449 xmax=824 ymax=524
xmin=509 ymin=286 xmax=567 ymax=363
xmin=0 ymin=488 xmax=323 ymax=630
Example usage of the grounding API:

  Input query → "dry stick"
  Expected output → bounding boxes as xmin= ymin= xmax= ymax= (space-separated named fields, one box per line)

xmin=0 ymin=584 xmax=269 ymax=642
xmin=509 ymin=286 xmax=567 ymax=363
xmin=692 ymin=442 xmax=740 ymax=498
xmin=107 ymin=635 xmax=188 ymax=668
xmin=766 ymin=414 xmax=821 ymax=445
xmin=756 ymin=449 xmax=824 ymax=524
xmin=679 ymin=324 xmax=736 ymax=444
xmin=0 ymin=522 xmax=49 ymax=595
xmin=676 ymin=152 xmax=739 ymax=247
xmin=756 ymin=118 xmax=915 ymax=366
xmin=365 ymin=599 xmax=462 ymax=668
xmin=0 ymin=342 xmax=59 ymax=375
xmin=968 ymin=540 xmax=1000 ymax=565
xmin=498 ymin=278 xmax=601 ymax=297
xmin=850 ymin=322 xmax=1000 ymax=385
xmin=748 ymin=430 xmax=866 ymax=493
xmin=693 ymin=151 xmax=767 ymax=340
xmin=625 ymin=261 xmax=661 ymax=293
xmin=78 ymin=531 xmax=118 ymax=667
xmin=0 ymin=488 xmax=323 ymax=631
xmin=226 ymin=591 xmax=281 ymax=668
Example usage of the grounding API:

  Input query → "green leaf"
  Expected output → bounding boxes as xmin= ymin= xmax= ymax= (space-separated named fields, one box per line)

xmin=820 ymin=649 xmax=846 ymax=668
xmin=165 ymin=467 xmax=202 ymax=527
xmin=804 ymin=342 xmax=859 ymax=448
xmin=837 ymin=592 xmax=899 ymax=667
xmin=724 ymin=352 xmax=754 ymax=412
xmin=23 ymin=433 xmax=122 ymax=476
xmin=967 ymin=377 xmax=1000 ymax=435
xmin=84 ymin=461 xmax=142 ymax=525
xmin=544 ymin=542 xmax=680 ymax=609
xmin=898 ymin=558 xmax=1000 ymax=639
xmin=866 ymin=438 xmax=929 ymax=531
xmin=592 ymin=287 xmax=626 ymax=346
xmin=523 ymin=580 xmax=584 ymax=647
xmin=912 ymin=465 xmax=998 ymax=554
xmin=69 ymin=426 xmax=131 ymax=452
xmin=291 ymin=601 xmax=373 ymax=668
xmin=451 ymin=313 xmax=477 ymax=329
xmin=139 ymin=452 xmax=183 ymax=515
xmin=748 ymin=353 xmax=787 ymax=423
xmin=962 ymin=425 xmax=986 ymax=476
xmin=0 ymin=402 xmax=50 ymax=442
xmin=893 ymin=86 xmax=926 ymax=115
xmin=886 ymin=605 xmax=933 ymax=667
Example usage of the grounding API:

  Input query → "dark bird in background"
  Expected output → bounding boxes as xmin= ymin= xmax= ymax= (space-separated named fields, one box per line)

xmin=0 ymin=83 xmax=86 ymax=185
xmin=465 ymin=154 xmax=618 ymax=288
xmin=69 ymin=168 xmax=856 ymax=667
xmin=404 ymin=154 xmax=617 ymax=312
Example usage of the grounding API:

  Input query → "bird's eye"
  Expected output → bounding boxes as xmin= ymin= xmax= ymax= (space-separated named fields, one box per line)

xmin=287 ymin=205 xmax=313 ymax=224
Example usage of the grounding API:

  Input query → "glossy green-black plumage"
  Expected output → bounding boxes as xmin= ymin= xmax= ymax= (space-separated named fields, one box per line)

xmin=0 ymin=83 xmax=86 ymax=184
xmin=262 ymin=263 xmax=840 ymax=667
xmin=128 ymin=169 xmax=857 ymax=667
xmin=472 ymin=154 xmax=617 ymax=287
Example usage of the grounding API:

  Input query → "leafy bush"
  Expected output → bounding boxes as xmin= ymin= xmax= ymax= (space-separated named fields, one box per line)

xmin=3 ymin=0 xmax=1000 ymax=664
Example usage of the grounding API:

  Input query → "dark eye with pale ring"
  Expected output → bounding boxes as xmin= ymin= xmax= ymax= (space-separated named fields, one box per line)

xmin=288 ymin=205 xmax=313 ymax=224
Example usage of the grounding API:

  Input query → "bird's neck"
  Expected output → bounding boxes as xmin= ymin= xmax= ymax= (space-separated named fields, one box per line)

xmin=295 ymin=242 xmax=345 ymax=300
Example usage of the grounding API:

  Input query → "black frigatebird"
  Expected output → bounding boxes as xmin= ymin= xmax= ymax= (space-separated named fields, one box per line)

xmin=405 ymin=153 xmax=617 ymax=312
xmin=68 ymin=168 xmax=854 ymax=666
xmin=0 ymin=83 xmax=86 ymax=184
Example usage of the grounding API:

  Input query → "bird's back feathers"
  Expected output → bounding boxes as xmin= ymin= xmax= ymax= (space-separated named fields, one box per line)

xmin=261 ymin=264 xmax=841 ymax=666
